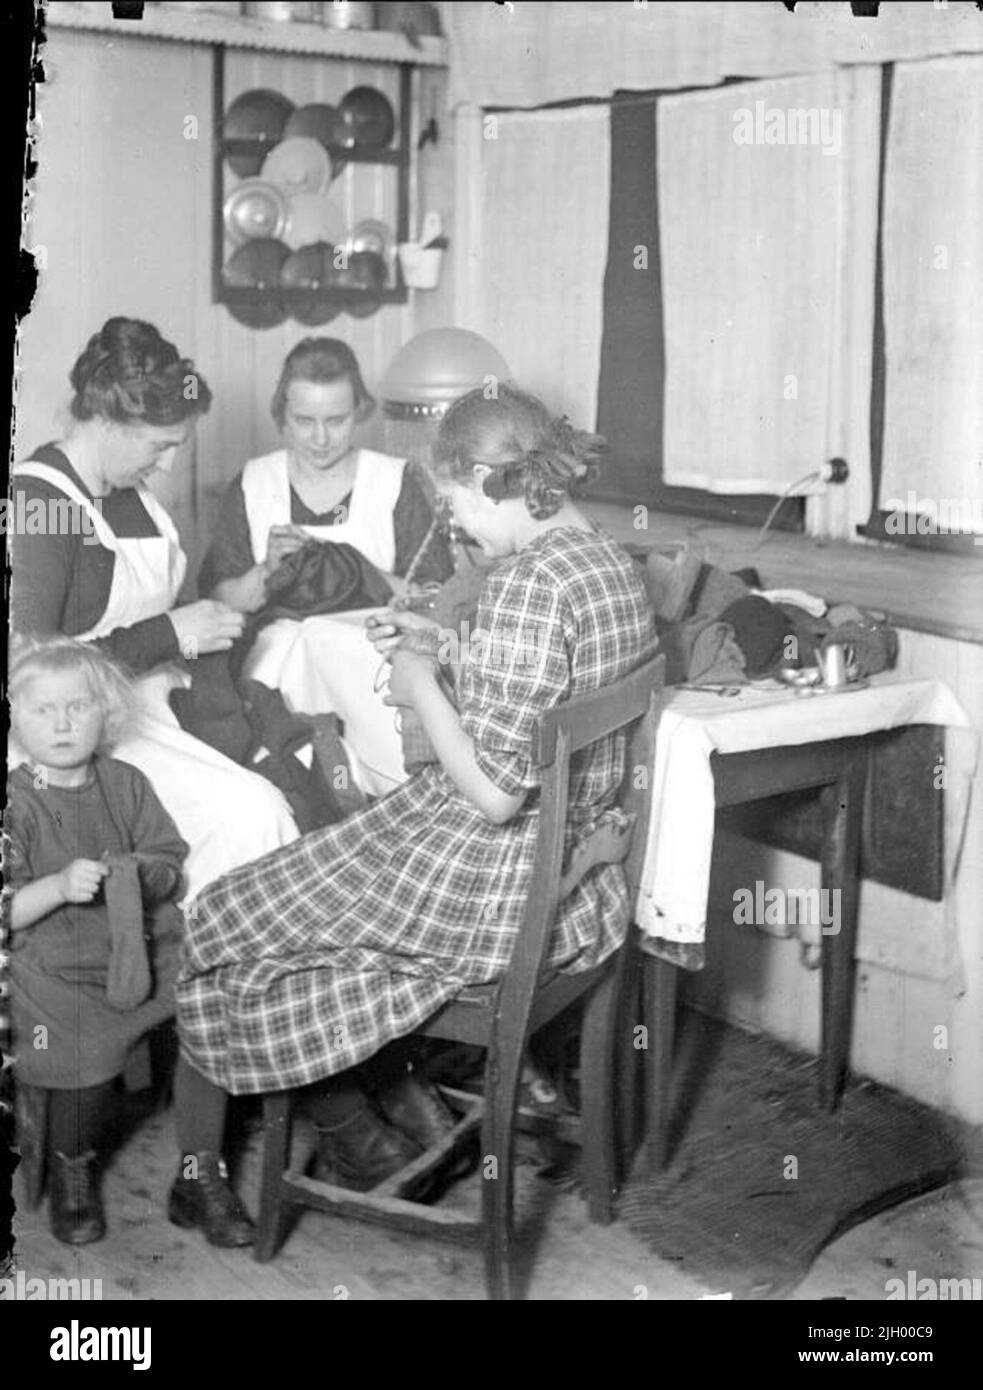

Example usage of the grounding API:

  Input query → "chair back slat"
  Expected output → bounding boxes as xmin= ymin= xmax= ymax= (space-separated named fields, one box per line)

xmin=488 ymin=653 xmax=666 ymax=1079
xmin=534 ymin=654 xmax=665 ymax=764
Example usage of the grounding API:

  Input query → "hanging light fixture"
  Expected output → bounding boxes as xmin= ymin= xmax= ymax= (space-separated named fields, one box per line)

xmin=380 ymin=327 xmax=511 ymax=421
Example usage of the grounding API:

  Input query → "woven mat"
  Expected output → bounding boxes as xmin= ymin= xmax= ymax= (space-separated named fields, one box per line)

xmin=617 ymin=1013 xmax=966 ymax=1300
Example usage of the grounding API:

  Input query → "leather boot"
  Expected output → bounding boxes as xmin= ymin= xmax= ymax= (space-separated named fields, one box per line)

xmin=49 ymin=1150 xmax=105 ymax=1246
xmin=168 ymin=1152 xmax=255 ymax=1247
xmin=373 ymin=1072 xmax=459 ymax=1151
xmin=313 ymin=1098 xmax=422 ymax=1192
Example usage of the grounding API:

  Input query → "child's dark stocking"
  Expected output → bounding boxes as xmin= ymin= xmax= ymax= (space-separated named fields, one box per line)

xmin=169 ymin=1057 xmax=253 ymax=1248
xmin=47 ymin=1080 xmax=115 ymax=1158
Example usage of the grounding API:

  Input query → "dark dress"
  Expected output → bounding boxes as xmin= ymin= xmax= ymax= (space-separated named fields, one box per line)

xmin=6 ymin=758 xmax=188 ymax=1089
xmin=177 ymin=526 xmax=657 ymax=1095
xmin=197 ymin=465 xmax=453 ymax=596
xmin=10 ymin=445 xmax=180 ymax=672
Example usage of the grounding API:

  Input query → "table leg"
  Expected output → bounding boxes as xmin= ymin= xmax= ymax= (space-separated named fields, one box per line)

xmin=644 ymin=953 xmax=678 ymax=1171
xmin=819 ymin=752 xmax=866 ymax=1110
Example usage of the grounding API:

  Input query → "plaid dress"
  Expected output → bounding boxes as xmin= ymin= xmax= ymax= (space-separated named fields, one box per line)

xmin=176 ymin=526 xmax=656 ymax=1094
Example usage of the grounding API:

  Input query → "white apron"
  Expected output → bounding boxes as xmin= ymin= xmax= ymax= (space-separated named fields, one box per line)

xmin=239 ymin=449 xmax=410 ymax=796
xmin=12 ymin=462 xmax=298 ymax=901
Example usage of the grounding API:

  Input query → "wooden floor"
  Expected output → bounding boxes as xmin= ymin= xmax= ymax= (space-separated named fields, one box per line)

xmin=7 ymin=1103 xmax=709 ymax=1301
xmin=9 ymin=1097 xmax=981 ymax=1301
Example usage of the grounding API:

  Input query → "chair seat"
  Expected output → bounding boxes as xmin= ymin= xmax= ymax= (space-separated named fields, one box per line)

xmin=420 ymin=964 xmax=609 ymax=1045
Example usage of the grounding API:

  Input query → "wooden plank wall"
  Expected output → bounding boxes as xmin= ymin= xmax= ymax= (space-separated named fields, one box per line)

xmin=15 ymin=29 xmax=453 ymax=581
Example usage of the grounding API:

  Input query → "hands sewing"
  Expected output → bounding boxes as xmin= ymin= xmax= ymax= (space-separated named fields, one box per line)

xmin=366 ymin=608 xmax=442 ymax=714
xmin=264 ymin=524 xmax=309 ymax=574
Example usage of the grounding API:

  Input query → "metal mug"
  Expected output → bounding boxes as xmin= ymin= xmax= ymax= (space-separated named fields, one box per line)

xmin=820 ymin=642 xmax=848 ymax=688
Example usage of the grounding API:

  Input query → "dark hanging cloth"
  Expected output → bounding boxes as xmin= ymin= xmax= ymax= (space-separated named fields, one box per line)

xmin=229 ymin=538 xmax=392 ymax=678
xmin=171 ymin=542 xmax=392 ymax=762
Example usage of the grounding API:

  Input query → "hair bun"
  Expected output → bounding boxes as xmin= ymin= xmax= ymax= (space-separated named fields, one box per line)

xmin=68 ymin=316 xmax=211 ymax=428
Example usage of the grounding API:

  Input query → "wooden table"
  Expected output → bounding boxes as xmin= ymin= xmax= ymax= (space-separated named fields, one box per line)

xmin=640 ymin=733 xmax=868 ymax=1169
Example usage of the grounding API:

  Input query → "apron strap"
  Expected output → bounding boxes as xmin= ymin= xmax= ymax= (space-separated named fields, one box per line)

xmin=13 ymin=460 xmax=116 ymax=548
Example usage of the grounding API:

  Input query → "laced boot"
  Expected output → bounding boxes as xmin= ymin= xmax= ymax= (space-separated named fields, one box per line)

xmin=49 ymin=1149 xmax=105 ymax=1246
xmin=168 ymin=1152 xmax=255 ymax=1247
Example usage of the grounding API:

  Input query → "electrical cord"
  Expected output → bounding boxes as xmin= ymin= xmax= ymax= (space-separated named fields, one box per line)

xmin=753 ymin=469 xmax=824 ymax=551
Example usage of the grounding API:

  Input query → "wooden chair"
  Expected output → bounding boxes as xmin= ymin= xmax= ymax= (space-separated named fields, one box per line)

xmin=254 ymin=654 xmax=666 ymax=1300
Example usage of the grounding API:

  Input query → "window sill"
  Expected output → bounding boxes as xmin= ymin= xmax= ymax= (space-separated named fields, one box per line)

xmin=585 ymin=502 xmax=983 ymax=646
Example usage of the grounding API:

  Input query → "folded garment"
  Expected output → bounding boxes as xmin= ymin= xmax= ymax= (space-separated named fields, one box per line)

xmin=753 ymin=587 xmax=828 ymax=618
xmin=718 ymin=595 xmax=790 ymax=678
xmin=680 ymin=617 xmax=747 ymax=685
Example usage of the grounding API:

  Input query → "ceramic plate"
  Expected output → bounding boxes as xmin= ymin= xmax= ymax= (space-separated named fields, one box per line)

xmin=261 ymin=136 xmax=332 ymax=195
xmin=282 ymin=191 xmax=348 ymax=251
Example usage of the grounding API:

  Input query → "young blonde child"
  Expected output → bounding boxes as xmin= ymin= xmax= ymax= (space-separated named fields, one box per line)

xmin=5 ymin=637 xmax=188 ymax=1245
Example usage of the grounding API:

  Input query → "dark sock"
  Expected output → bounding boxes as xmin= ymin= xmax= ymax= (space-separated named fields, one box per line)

xmin=104 ymin=854 xmax=151 ymax=1010
xmin=174 ymin=1057 xmax=228 ymax=1157
xmin=48 ymin=1081 xmax=116 ymax=1158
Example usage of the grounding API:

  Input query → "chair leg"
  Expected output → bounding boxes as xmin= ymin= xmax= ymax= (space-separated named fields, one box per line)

xmin=616 ymin=945 xmax=644 ymax=1168
xmin=254 ymin=1092 xmax=293 ymax=1263
xmin=15 ymin=1084 xmax=49 ymax=1210
xmin=644 ymin=954 xmax=678 ymax=1174
xmin=579 ymin=964 xmax=621 ymax=1225
xmin=481 ymin=1040 xmax=526 ymax=1300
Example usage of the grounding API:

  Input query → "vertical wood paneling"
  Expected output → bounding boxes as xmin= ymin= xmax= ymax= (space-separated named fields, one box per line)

xmin=17 ymin=30 xmax=443 ymax=579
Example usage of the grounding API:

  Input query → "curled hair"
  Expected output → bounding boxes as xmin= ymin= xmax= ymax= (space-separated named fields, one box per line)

xmin=69 ymin=317 xmax=212 ymax=427
xmin=271 ymin=337 xmax=375 ymax=429
xmin=430 ymin=385 xmax=605 ymax=520
xmin=8 ymin=636 xmax=136 ymax=752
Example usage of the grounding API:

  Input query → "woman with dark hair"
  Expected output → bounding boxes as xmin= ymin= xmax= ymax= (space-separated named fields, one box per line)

xmin=11 ymin=317 xmax=299 ymax=901
xmin=197 ymin=336 xmax=453 ymax=795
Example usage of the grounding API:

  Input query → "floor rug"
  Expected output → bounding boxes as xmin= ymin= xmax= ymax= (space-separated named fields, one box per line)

xmin=617 ymin=1010 xmax=970 ymax=1300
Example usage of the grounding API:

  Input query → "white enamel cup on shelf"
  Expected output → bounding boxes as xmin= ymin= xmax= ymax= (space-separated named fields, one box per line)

xmin=398 ymin=211 xmax=444 ymax=290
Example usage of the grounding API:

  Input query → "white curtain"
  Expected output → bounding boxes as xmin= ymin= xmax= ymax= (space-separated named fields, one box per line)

xmin=477 ymin=107 xmax=609 ymax=430
xmin=658 ymin=73 xmax=845 ymax=493
xmin=877 ymin=56 xmax=983 ymax=535
xmin=443 ymin=1 xmax=983 ymax=112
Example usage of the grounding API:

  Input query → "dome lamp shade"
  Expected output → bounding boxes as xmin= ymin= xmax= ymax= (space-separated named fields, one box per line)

xmin=380 ymin=328 xmax=511 ymax=420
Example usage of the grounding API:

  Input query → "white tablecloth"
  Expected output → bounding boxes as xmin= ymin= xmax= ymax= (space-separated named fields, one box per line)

xmin=636 ymin=676 xmax=976 ymax=954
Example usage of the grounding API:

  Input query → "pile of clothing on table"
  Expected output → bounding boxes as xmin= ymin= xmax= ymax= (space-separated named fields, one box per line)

xmin=637 ymin=537 xmax=899 ymax=686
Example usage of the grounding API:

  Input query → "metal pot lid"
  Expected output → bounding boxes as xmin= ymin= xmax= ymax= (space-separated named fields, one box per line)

xmin=280 ymin=243 xmax=342 ymax=327
xmin=224 ymin=236 xmax=291 ymax=291
xmin=339 ymin=85 xmax=396 ymax=149
xmin=224 ymin=88 xmax=294 ymax=178
xmin=280 ymin=241 xmax=337 ymax=291
xmin=344 ymin=218 xmax=395 ymax=270
xmin=223 ymin=179 xmax=289 ymax=245
xmin=284 ymin=102 xmax=354 ymax=175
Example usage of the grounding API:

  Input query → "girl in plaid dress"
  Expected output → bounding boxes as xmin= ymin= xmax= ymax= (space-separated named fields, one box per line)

xmin=169 ymin=386 xmax=656 ymax=1244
